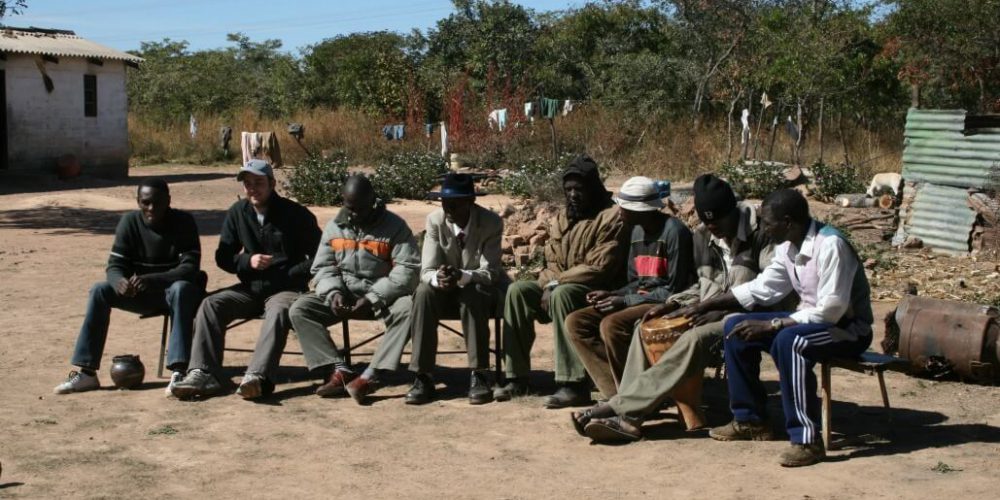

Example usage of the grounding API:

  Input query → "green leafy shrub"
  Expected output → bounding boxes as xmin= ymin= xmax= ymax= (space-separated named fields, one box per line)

xmin=810 ymin=161 xmax=867 ymax=201
xmin=283 ymin=152 xmax=350 ymax=206
xmin=497 ymin=153 xmax=574 ymax=202
xmin=371 ymin=151 xmax=449 ymax=201
xmin=718 ymin=162 xmax=786 ymax=200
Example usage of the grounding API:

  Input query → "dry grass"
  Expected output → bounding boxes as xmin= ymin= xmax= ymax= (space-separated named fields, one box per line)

xmin=129 ymin=105 xmax=903 ymax=180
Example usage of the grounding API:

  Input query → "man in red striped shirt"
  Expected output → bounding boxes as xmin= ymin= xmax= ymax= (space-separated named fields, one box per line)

xmin=565 ymin=176 xmax=694 ymax=400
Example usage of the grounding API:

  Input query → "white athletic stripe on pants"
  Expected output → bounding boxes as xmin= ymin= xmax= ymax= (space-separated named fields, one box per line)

xmin=791 ymin=330 xmax=833 ymax=444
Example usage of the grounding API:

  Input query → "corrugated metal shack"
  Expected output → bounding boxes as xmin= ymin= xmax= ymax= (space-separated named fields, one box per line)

xmin=898 ymin=109 xmax=1000 ymax=255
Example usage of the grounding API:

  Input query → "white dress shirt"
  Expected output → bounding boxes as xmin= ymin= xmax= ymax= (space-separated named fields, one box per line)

xmin=732 ymin=221 xmax=859 ymax=325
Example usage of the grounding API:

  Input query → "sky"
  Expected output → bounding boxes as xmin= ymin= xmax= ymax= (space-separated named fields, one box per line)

xmin=5 ymin=0 xmax=580 ymax=54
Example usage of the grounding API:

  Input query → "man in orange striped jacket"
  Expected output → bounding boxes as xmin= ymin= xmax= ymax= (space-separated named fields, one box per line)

xmin=289 ymin=176 xmax=420 ymax=402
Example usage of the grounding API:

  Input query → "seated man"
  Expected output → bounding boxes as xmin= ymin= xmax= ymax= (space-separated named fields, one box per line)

xmin=171 ymin=160 xmax=321 ymax=400
xmin=671 ymin=188 xmax=873 ymax=467
xmin=496 ymin=154 xmax=628 ymax=408
xmin=405 ymin=173 xmax=504 ymax=405
xmin=565 ymin=176 xmax=694 ymax=399
xmin=572 ymin=174 xmax=778 ymax=442
xmin=288 ymin=175 xmax=419 ymax=404
xmin=54 ymin=178 xmax=202 ymax=395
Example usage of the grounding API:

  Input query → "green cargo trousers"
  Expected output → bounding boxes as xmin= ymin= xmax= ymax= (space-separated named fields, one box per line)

xmin=289 ymin=293 xmax=413 ymax=372
xmin=608 ymin=320 xmax=724 ymax=419
xmin=503 ymin=281 xmax=590 ymax=382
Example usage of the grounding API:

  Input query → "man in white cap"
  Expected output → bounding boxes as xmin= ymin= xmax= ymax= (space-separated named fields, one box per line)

xmin=565 ymin=176 xmax=694 ymax=400
xmin=171 ymin=159 xmax=321 ymax=400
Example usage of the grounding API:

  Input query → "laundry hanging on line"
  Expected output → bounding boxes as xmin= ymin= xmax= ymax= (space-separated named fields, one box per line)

xmin=541 ymin=98 xmax=561 ymax=119
xmin=440 ymin=121 xmax=448 ymax=157
xmin=488 ymin=108 xmax=508 ymax=131
xmin=562 ymin=100 xmax=574 ymax=116
xmin=381 ymin=124 xmax=405 ymax=141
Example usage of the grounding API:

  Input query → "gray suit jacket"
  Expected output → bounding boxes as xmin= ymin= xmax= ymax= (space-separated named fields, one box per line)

xmin=421 ymin=204 xmax=504 ymax=286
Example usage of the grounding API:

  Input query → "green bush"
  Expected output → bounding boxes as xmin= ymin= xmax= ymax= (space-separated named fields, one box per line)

xmin=283 ymin=152 xmax=350 ymax=206
xmin=497 ymin=153 xmax=574 ymax=202
xmin=810 ymin=161 xmax=867 ymax=201
xmin=718 ymin=162 xmax=786 ymax=200
xmin=371 ymin=151 xmax=450 ymax=201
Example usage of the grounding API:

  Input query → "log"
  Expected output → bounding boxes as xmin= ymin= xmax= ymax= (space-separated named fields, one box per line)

xmin=878 ymin=194 xmax=895 ymax=209
xmin=968 ymin=193 xmax=999 ymax=225
xmin=835 ymin=194 xmax=875 ymax=208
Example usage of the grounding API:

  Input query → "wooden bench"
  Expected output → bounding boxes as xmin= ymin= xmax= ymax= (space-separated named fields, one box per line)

xmin=820 ymin=351 xmax=911 ymax=449
xmin=148 ymin=308 xmax=504 ymax=381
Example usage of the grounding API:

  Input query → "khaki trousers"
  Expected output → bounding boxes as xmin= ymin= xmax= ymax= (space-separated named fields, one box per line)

xmin=564 ymin=303 xmax=656 ymax=398
xmin=608 ymin=320 xmax=724 ymax=423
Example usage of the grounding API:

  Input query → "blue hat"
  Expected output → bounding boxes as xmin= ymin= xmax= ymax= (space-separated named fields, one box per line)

xmin=237 ymin=159 xmax=273 ymax=180
xmin=428 ymin=173 xmax=482 ymax=199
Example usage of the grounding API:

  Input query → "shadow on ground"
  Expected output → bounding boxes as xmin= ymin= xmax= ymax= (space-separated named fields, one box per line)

xmin=0 ymin=171 xmax=234 ymax=196
xmin=0 ymin=206 xmax=228 ymax=236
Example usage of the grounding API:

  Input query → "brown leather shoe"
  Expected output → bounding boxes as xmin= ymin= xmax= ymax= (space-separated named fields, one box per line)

xmin=779 ymin=443 xmax=826 ymax=467
xmin=346 ymin=376 xmax=377 ymax=405
xmin=316 ymin=369 xmax=355 ymax=398
xmin=708 ymin=419 xmax=774 ymax=441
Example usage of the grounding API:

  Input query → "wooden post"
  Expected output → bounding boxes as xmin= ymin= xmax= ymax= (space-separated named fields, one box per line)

xmin=911 ymin=84 xmax=921 ymax=108
xmin=821 ymin=362 xmax=832 ymax=450
xmin=548 ymin=117 xmax=557 ymax=160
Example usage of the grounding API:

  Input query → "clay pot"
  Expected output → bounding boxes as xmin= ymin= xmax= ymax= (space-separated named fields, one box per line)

xmin=56 ymin=154 xmax=81 ymax=179
xmin=109 ymin=354 xmax=145 ymax=390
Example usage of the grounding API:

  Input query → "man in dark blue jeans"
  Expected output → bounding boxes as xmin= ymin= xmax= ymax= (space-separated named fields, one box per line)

xmin=55 ymin=178 xmax=203 ymax=396
xmin=670 ymin=189 xmax=872 ymax=467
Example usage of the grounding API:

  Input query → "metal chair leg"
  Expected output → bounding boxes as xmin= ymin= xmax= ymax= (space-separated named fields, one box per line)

xmin=342 ymin=320 xmax=352 ymax=367
xmin=493 ymin=315 xmax=502 ymax=382
xmin=157 ymin=314 xmax=169 ymax=378
xmin=821 ymin=362 xmax=832 ymax=450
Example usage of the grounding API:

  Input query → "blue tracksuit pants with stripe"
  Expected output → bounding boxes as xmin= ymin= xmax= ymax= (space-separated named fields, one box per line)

xmin=723 ymin=312 xmax=871 ymax=444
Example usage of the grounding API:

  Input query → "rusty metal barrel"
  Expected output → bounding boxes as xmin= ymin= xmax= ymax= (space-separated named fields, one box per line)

xmin=896 ymin=295 xmax=1000 ymax=383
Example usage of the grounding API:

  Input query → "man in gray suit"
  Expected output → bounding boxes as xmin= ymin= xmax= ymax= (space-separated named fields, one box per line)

xmin=406 ymin=173 xmax=505 ymax=405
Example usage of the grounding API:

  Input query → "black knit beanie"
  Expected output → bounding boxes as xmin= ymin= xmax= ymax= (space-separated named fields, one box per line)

xmin=693 ymin=174 xmax=737 ymax=222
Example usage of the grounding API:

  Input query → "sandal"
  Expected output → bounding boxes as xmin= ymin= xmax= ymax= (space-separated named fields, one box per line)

xmin=584 ymin=417 xmax=642 ymax=444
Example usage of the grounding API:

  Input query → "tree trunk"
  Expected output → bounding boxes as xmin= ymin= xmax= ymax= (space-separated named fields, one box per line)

xmin=838 ymin=111 xmax=851 ymax=165
xmin=818 ymin=97 xmax=825 ymax=165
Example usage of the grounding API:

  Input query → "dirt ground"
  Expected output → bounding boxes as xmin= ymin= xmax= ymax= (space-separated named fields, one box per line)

xmin=1 ymin=165 xmax=998 ymax=499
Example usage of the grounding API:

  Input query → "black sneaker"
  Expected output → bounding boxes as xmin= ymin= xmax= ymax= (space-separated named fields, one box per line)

xmin=405 ymin=373 xmax=435 ymax=405
xmin=468 ymin=370 xmax=493 ymax=405
xmin=543 ymin=381 xmax=593 ymax=409
xmin=493 ymin=378 xmax=530 ymax=402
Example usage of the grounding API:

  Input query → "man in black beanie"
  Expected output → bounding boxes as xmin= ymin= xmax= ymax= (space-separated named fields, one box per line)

xmin=572 ymin=174 xmax=787 ymax=443
xmin=496 ymin=154 xmax=628 ymax=407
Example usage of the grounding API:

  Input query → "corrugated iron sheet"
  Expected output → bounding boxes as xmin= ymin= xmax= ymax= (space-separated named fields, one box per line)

xmin=902 ymin=109 xmax=1000 ymax=189
xmin=907 ymin=183 xmax=976 ymax=255
xmin=0 ymin=29 xmax=142 ymax=63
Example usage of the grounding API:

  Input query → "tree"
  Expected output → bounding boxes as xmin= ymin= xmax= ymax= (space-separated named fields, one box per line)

xmin=882 ymin=0 xmax=1000 ymax=112
xmin=0 ymin=0 xmax=27 ymax=20
xmin=301 ymin=31 xmax=414 ymax=117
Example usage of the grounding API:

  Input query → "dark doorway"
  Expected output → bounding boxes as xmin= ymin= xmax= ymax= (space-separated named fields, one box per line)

xmin=0 ymin=69 xmax=7 ymax=170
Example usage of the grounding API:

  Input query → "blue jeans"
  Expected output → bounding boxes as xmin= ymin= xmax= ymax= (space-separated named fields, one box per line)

xmin=71 ymin=280 xmax=202 ymax=371
xmin=723 ymin=312 xmax=871 ymax=444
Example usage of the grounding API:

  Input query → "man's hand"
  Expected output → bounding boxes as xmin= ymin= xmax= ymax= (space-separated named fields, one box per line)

xmin=595 ymin=295 xmax=626 ymax=313
xmin=729 ymin=319 xmax=776 ymax=342
xmin=436 ymin=265 xmax=462 ymax=290
xmin=115 ymin=277 xmax=135 ymax=297
xmin=330 ymin=292 xmax=351 ymax=315
xmin=128 ymin=275 xmax=149 ymax=295
xmin=667 ymin=303 xmax=703 ymax=320
xmin=250 ymin=254 xmax=273 ymax=270
xmin=350 ymin=297 xmax=373 ymax=318
xmin=641 ymin=301 xmax=680 ymax=323
xmin=540 ymin=287 xmax=553 ymax=315
xmin=586 ymin=290 xmax=612 ymax=304
xmin=689 ymin=309 xmax=727 ymax=327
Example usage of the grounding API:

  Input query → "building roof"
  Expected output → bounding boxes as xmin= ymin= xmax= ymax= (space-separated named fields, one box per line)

xmin=0 ymin=27 xmax=142 ymax=63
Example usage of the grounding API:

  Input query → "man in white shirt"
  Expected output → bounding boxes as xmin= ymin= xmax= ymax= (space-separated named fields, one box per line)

xmin=405 ymin=173 xmax=505 ymax=405
xmin=676 ymin=188 xmax=873 ymax=467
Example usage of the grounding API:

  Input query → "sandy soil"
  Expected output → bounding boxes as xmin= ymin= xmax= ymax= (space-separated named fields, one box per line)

xmin=1 ymin=165 xmax=998 ymax=499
